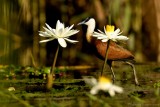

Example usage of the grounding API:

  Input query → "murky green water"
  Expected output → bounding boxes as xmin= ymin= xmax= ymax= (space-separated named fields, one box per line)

xmin=0 ymin=63 xmax=159 ymax=107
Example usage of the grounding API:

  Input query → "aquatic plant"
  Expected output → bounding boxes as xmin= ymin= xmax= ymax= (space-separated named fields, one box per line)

xmin=39 ymin=20 xmax=79 ymax=89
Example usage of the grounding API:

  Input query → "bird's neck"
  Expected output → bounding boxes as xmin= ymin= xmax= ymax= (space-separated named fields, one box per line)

xmin=86 ymin=24 xmax=95 ymax=43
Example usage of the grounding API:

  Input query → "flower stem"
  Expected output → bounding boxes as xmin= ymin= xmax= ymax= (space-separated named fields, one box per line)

xmin=101 ymin=0 xmax=112 ymax=76
xmin=101 ymin=40 xmax=110 ymax=76
xmin=46 ymin=45 xmax=59 ymax=90
xmin=51 ymin=45 xmax=59 ymax=74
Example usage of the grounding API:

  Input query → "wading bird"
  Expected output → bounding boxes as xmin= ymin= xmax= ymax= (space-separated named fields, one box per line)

xmin=78 ymin=17 xmax=139 ymax=85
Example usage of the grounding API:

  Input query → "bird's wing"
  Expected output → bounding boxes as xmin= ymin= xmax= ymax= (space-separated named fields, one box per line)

xmin=95 ymin=40 xmax=134 ymax=61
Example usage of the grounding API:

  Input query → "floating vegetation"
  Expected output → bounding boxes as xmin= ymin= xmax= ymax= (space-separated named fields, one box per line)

xmin=0 ymin=64 xmax=159 ymax=107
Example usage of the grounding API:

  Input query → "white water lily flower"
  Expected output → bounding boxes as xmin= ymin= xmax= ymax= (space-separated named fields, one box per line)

xmin=84 ymin=76 xmax=123 ymax=97
xmin=93 ymin=25 xmax=129 ymax=42
xmin=39 ymin=20 xmax=79 ymax=48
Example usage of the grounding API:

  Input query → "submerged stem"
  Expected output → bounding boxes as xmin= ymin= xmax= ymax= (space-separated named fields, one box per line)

xmin=101 ymin=40 xmax=110 ymax=76
xmin=46 ymin=45 xmax=59 ymax=90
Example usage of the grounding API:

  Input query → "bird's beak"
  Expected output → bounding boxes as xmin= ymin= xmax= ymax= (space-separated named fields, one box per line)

xmin=77 ymin=21 xmax=85 ymax=25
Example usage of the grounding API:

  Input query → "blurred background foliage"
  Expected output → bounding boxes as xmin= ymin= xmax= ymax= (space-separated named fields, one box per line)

xmin=0 ymin=0 xmax=160 ymax=67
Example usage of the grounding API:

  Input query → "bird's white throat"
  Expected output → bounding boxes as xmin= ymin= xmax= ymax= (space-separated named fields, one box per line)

xmin=86 ymin=19 xmax=96 ymax=43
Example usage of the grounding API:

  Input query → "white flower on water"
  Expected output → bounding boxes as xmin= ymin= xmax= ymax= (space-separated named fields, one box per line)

xmin=93 ymin=25 xmax=129 ymax=42
xmin=39 ymin=20 xmax=79 ymax=48
xmin=84 ymin=76 xmax=123 ymax=97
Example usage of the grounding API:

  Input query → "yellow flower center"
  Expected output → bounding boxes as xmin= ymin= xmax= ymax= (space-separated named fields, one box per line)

xmin=106 ymin=25 xmax=115 ymax=32
xmin=99 ymin=76 xmax=111 ymax=84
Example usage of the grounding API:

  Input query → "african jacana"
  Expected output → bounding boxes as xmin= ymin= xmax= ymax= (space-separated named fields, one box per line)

xmin=78 ymin=17 xmax=139 ymax=85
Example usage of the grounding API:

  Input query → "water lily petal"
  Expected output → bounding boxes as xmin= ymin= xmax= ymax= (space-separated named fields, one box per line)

xmin=104 ymin=26 xmax=108 ymax=35
xmin=110 ymin=85 xmax=123 ymax=93
xmin=114 ymin=28 xmax=120 ymax=34
xmin=111 ymin=39 xmax=117 ymax=42
xmin=115 ymin=36 xmax=129 ymax=41
xmin=51 ymin=29 xmax=59 ymax=38
xmin=43 ymin=27 xmax=57 ymax=37
xmin=90 ymin=85 xmax=100 ymax=95
xmin=39 ymin=31 xmax=52 ymax=37
xmin=64 ymin=30 xmax=79 ymax=37
xmin=58 ymin=38 xmax=67 ymax=48
xmin=60 ymin=24 xmax=75 ymax=37
xmin=39 ymin=33 xmax=48 ymax=37
xmin=102 ymin=38 xmax=109 ymax=42
xmin=92 ymin=32 xmax=100 ymax=37
xmin=97 ymin=29 xmax=105 ymax=34
xmin=93 ymin=31 xmax=101 ymax=35
xmin=93 ymin=32 xmax=106 ymax=37
xmin=45 ymin=23 xmax=53 ymax=31
xmin=83 ymin=77 xmax=98 ymax=86
xmin=108 ymin=90 xmax=115 ymax=97
xmin=118 ymin=32 xmax=123 ymax=35
xmin=60 ymin=27 xmax=70 ymax=37
xmin=55 ymin=20 xmax=64 ymax=36
xmin=58 ymin=28 xmax=64 ymax=37
xmin=64 ymin=38 xmax=78 ymax=43
xmin=39 ymin=38 xmax=54 ymax=43
xmin=97 ymin=36 xmax=108 ymax=39
xmin=68 ymin=24 xmax=74 ymax=31
xmin=56 ymin=20 xmax=64 ymax=32
xmin=96 ymin=36 xmax=106 ymax=39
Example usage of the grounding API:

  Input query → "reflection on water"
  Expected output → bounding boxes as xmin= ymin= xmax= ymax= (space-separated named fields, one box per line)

xmin=0 ymin=0 xmax=39 ymax=66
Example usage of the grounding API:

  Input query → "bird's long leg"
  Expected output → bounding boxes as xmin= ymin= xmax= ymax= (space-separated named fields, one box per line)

xmin=107 ymin=61 xmax=115 ymax=83
xmin=125 ymin=61 xmax=139 ymax=85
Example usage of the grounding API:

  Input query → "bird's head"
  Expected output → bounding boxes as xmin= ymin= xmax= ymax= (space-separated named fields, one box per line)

xmin=78 ymin=17 xmax=95 ymax=26
xmin=78 ymin=17 xmax=96 ymax=43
